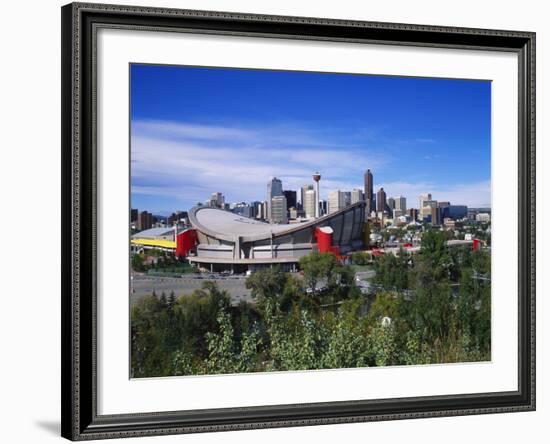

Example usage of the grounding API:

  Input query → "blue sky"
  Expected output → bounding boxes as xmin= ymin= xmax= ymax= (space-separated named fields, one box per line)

xmin=130 ymin=64 xmax=491 ymax=214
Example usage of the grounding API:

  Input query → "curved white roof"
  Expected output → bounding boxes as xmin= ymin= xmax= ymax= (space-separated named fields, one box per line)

xmin=188 ymin=202 xmax=365 ymax=243
xmin=193 ymin=207 xmax=304 ymax=237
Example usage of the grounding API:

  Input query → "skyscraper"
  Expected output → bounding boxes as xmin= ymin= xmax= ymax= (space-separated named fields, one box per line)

xmin=343 ymin=191 xmax=351 ymax=208
xmin=208 ymin=192 xmax=225 ymax=208
xmin=304 ymin=189 xmax=317 ymax=218
xmin=364 ymin=169 xmax=374 ymax=214
xmin=376 ymin=188 xmax=387 ymax=213
xmin=421 ymin=199 xmax=439 ymax=223
xmin=271 ymin=195 xmax=288 ymax=224
xmin=419 ymin=193 xmax=432 ymax=210
xmin=328 ymin=190 xmax=345 ymax=214
xmin=395 ymin=196 xmax=407 ymax=212
xmin=438 ymin=201 xmax=451 ymax=220
xmin=387 ymin=197 xmax=395 ymax=211
xmin=137 ymin=211 xmax=153 ymax=231
xmin=300 ymin=184 xmax=313 ymax=210
xmin=351 ymin=189 xmax=364 ymax=204
xmin=267 ymin=177 xmax=283 ymax=221
xmin=283 ymin=190 xmax=297 ymax=211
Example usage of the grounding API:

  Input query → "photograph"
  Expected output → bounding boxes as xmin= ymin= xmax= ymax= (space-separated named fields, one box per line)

xmin=129 ymin=64 xmax=492 ymax=379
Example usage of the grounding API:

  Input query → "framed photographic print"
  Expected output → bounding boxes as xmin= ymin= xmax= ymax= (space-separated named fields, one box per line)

xmin=61 ymin=2 xmax=536 ymax=440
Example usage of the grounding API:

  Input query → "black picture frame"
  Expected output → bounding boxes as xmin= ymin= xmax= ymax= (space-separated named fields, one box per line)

xmin=61 ymin=2 xmax=536 ymax=440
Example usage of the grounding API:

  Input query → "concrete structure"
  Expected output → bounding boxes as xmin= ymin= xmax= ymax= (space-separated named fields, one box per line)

xmin=312 ymin=172 xmax=321 ymax=219
xmin=187 ymin=202 xmax=366 ymax=272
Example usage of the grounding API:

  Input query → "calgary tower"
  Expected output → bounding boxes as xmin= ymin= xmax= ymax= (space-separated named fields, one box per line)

xmin=312 ymin=172 xmax=321 ymax=218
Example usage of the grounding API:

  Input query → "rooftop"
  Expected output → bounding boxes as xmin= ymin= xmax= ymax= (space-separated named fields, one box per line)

xmin=192 ymin=207 xmax=304 ymax=238
xmin=188 ymin=202 xmax=365 ymax=243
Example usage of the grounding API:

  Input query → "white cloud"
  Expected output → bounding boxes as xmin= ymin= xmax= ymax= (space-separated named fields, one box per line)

xmin=131 ymin=118 xmax=387 ymax=206
xmin=131 ymin=120 xmax=490 ymax=210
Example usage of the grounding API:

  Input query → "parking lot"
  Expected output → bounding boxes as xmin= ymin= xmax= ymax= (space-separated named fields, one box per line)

xmin=130 ymin=273 xmax=253 ymax=306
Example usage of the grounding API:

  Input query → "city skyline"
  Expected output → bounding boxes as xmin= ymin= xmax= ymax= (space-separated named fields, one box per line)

xmin=131 ymin=64 xmax=491 ymax=214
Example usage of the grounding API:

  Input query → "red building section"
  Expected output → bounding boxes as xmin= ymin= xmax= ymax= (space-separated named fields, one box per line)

xmin=176 ymin=229 xmax=197 ymax=258
xmin=314 ymin=227 xmax=342 ymax=258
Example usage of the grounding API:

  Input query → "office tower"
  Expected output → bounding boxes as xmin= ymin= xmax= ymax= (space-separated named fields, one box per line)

xmin=387 ymin=197 xmax=395 ymax=211
xmin=342 ymin=191 xmax=351 ymax=208
xmin=476 ymin=213 xmax=491 ymax=222
xmin=167 ymin=210 xmax=188 ymax=226
xmin=137 ymin=211 xmax=153 ymax=231
xmin=130 ymin=208 xmax=138 ymax=223
xmin=304 ymin=189 xmax=317 ymax=218
xmin=255 ymin=201 xmax=264 ymax=220
xmin=448 ymin=205 xmax=468 ymax=220
xmin=419 ymin=193 xmax=432 ymax=211
xmin=421 ymin=200 xmax=439 ymax=223
xmin=320 ymin=199 xmax=327 ymax=216
xmin=270 ymin=195 xmax=287 ymax=224
xmin=407 ymin=208 xmax=419 ymax=220
xmin=231 ymin=202 xmax=253 ymax=218
xmin=395 ymin=196 xmax=407 ymax=212
xmin=393 ymin=209 xmax=404 ymax=219
xmin=351 ymin=189 xmax=364 ymax=204
xmin=430 ymin=206 xmax=440 ymax=225
xmin=283 ymin=190 xmax=297 ymax=212
xmin=267 ymin=177 xmax=283 ymax=221
xmin=209 ymin=192 xmax=224 ymax=208
xmin=376 ymin=188 xmax=387 ymax=213
xmin=364 ymin=169 xmax=374 ymax=214
xmin=300 ymin=184 xmax=313 ymax=211
xmin=438 ymin=201 xmax=451 ymax=220
xmin=328 ymin=190 xmax=346 ymax=214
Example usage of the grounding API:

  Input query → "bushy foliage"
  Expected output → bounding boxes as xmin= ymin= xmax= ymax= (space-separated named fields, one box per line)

xmin=131 ymin=234 xmax=491 ymax=377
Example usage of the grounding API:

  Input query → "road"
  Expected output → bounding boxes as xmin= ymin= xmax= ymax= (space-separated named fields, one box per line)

xmin=130 ymin=274 xmax=253 ymax=306
xmin=130 ymin=269 xmax=376 ymax=307
xmin=355 ymin=269 xmax=376 ymax=282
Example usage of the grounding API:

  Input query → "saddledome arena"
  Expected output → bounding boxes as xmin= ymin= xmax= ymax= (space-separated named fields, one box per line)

xmin=187 ymin=202 xmax=366 ymax=272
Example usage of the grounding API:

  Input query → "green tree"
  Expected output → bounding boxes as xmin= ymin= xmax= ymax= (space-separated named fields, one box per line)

xmin=299 ymin=252 xmax=338 ymax=293
xmin=131 ymin=254 xmax=145 ymax=272
xmin=245 ymin=266 xmax=288 ymax=314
